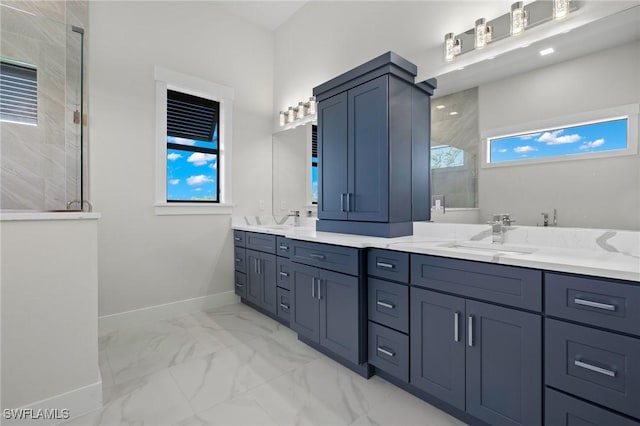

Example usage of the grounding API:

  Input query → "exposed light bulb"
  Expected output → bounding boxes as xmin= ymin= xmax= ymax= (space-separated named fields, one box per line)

xmin=279 ymin=111 xmax=285 ymax=126
xmin=510 ymin=2 xmax=527 ymax=36
xmin=475 ymin=18 xmax=487 ymax=49
xmin=554 ymin=0 xmax=570 ymax=19
xmin=444 ymin=33 xmax=461 ymax=61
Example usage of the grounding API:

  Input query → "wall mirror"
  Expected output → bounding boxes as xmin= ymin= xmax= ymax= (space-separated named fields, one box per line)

xmin=272 ymin=123 xmax=317 ymax=216
xmin=428 ymin=5 xmax=640 ymax=230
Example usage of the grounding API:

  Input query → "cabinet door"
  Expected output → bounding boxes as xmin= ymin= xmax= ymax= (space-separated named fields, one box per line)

xmin=347 ymin=75 xmax=388 ymax=222
xmin=319 ymin=269 xmax=361 ymax=364
xmin=245 ymin=249 xmax=261 ymax=306
xmin=318 ymin=92 xmax=348 ymax=221
xmin=259 ymin=253 xmax=277 ymax=315
xmin=466 ymin=300 xmax=542 ymax=426
xmin=410 ymin=288 xmax=465 ymax=410
xmin=290 ymin=262 xmax=320 ymax=343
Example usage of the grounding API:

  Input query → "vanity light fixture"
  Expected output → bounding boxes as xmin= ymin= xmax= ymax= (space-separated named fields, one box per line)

xmin=279 ymin=96 xmax=318 ymax=127
xmin=474 ymin=18 xmax=492 ymax=49
xmin=510 ymin=2 xmax=527 ymax=36
xmin=444 ymin=33 xmax=462 ymax=62
xmin=307 ymin=97 xmax=316 ymax=115
xmin=540 ymin=47 xmax=555 ymax=56
xmin=279 ymin=111 xmax=286 ymax=126
xmin=287 ymin=106 xmax=296 ymax=124
xmin=297 ymin=102 xmax=305 ymax=119
xmin=553 ymin=0 xmax=571 ymax=19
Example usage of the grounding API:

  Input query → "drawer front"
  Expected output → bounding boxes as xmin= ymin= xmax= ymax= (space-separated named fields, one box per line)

xmin=277 ymin=287 xmax=291 ymax=323
xmin=546 ymin=318 xmax=640 ymax=419
xmin=235 ymin=271 xmax=246 ymax=299
xmin=245 ymin=232 xmax=276 ymax=254
xmin=411 ymin=254 xmax=542 ymax=311
xmin=276 ymin=236 xmax=291 ymax=258
xmin=367 ymin=249 xmax=409 ymax=283
xmin=546 ymin=272 xmax=640 ymax=337
xmin=234 ymin=247 xmax=246 ymax=273
xmin=546 ymin=388 xmax=639 ymax=426
xmin=276 ymin=257 xmax=291 ymax=290
xmin=368 ymin=321 xmax=409 ymax=383
xmin=368 ymin=278 xmax=409 ymax=333
xmin=233 ymin=230 xmax=245 ymax=247
xmin=290 ymin=240 xmax=360 ymax=276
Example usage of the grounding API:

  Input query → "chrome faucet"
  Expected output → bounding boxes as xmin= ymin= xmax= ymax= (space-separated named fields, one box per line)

xmin=488 ymin=214 xmax=514 ymax=243
xmin=288 ymin=210 xmax=300 ymax=227
xmin=67 ymin=199 xmax=93 ymax=212
xmin=540 ymin=209 xmax=557 ymax=227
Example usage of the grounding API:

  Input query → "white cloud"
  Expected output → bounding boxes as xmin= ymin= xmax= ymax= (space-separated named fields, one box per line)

xmin=187 ymin=152 xmax=216 ymax=166
xmin=579 ymin=138 xmax=605 ymax=150
xmin=169 ymin=137 xmax=195 ymax=146
xmin=169 ymin=179 xmax=180 ymax=185
xmin=209 ymin=161 xmax=217 ymax=170
xmin=514 ymin=145 xmax=537 ymax=154
xmin=537 ymin=129 xmax=582 ymax=145
xmin=498 ymin=149 xmax=508 ymax=153
xmin=186 ymin=174 xmax=214 ymax=186
xmin=194 ymin=187 xmax=202 ymax=192
xmin=518 ymin=132 xmax=542 ymax=140
xmin=167 ymin=153 xmax=182 ymax=161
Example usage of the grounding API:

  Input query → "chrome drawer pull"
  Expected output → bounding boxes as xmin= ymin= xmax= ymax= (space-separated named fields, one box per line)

xmin=574 ymin=360 xmax=616 ymax=377
xmin=377 ymin=346 xmax=395 ymax=357
xmin=279 ymin=303 xmax=290 ymax=310
xmin=234 ymin=237 xmax=241 ymax=241
xmin=574 ymin=298 xmax=617 ymax=311
xmin=376 ymin=261 xmax=395 ymax=269
xmin=468 ymin=316 xmax=474 ymax=347
xmin=311 ymin=277 xmax=316 ymax=298
xmin=235 ymin=283 xmax=244 ymax=288
xmin=279 ymin=244 xmax=289 ymax=251
xmin=309 ymin=253 xmax=326 ymax=260
xmin=454 ymin=312 xmax=460 ymax=342
xmin=234 ymin=258 xmax=241 ymax=262
xmin=279 ymin=271 xmax=289 ymax=277
xmin=376 ymin=300 xmax=395 ymax=309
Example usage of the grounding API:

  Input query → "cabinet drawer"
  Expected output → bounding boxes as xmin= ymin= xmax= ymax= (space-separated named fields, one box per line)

xmin=234 ymin=247 xmax=246 ymax=273
xmin=276 ymin=236 xmax=291 ymax=258
xmin=367 ymin=249 xmax=409 ymax=283
xmin=546 ymin=388 xmax=639 ymax=426
xmin=233 ymin=230 xmax=245 ymax=247
xmin=546 ymin=319 xmax=640 ymax=419
xmin=235 ymin=272 xmax=246 ymax=299
xmin=276 ymin=257 xmax=291 ymax=290
xmin=368 ymin=278 xmax=408 ymax=333
xmin=277 ymin=287 xmax=291 ymax=323
xmin=546 ymin=272 xmax=640 ymax=337
xmin=368 ymin=321 xmax=409 ymax=383
xmin=245 ymin=232 xmax=276 ymax=254
xmin=411 ymin=254 xmax=542 ymax=311
xmin=290 ymin=240 xmax=360 ymax=276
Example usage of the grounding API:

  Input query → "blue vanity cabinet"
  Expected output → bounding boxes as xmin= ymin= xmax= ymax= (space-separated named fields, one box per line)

xmin=245 ymin=249 xmax=277 ymax=315
xmin=289 ymin=240 xmax=366 ymax=368
xmin=233 ymin=231 xmax=247 ymax=299
xmin=314 ymin=51 xmax=435 ymax=238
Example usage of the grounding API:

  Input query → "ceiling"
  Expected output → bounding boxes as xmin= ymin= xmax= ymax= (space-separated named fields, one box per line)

xmin=215 ymin=1 xmax=308 ymax=31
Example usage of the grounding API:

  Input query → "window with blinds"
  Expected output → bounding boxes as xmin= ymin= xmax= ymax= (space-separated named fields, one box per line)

xmin=311 ymin=125 xmax=318 ymax=204
xmin=166 ymin=89 xmax=220 ymax=203
xmin=0 ymin=61 xmax=38 ymax=126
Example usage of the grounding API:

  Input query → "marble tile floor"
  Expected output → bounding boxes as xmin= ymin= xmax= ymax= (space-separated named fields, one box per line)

xmin=65 ymin=302 xmax=466 ymax=426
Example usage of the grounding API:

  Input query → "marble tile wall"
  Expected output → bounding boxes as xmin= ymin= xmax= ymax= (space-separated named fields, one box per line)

xmin=0 ymin=0 xmax=88 ymax=210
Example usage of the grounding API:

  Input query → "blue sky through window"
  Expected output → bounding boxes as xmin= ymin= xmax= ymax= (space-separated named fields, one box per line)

xmin=311 ymin=157 xmax=318 ymax=204
xmin=489 ymin=118 xmax=627 ymax=164
xmin=167 ymin=136 xmax=218 ymax=201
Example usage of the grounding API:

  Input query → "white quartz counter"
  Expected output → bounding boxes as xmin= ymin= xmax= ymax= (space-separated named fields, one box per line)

xmin=232 ymin=218 xmax=640 ymax=283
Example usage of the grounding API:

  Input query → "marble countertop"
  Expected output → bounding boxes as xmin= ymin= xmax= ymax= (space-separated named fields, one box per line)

xmin=232 ymin=219 xmax=640 ymax=283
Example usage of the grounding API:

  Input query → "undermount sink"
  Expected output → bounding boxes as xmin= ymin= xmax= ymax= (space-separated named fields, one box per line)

xmin=437 ymin=241 xmax=535 ymax=256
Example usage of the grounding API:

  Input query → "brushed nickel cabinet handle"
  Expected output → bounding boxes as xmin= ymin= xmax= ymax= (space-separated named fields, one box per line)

xmin=454 ymin=312 xmax=460 ymax=342
xmin=310 ymin=253 xmax=326 ymax=260
xmin=279 ymin=271 xmax=289 ymax=277
xmin=377 ymin=346 xmax=395 ymax=357
xmin=574 ymin=298 xmax=617 ymax=311
xmin=376 ymin=300 xmax=395 ymax=309
xmin=376 ymin=262 xmax=395 ymax=269
xmin=574 ymin=360 xmax=616 ymax=377
xmin=468 ymin=316 xmax=474 ymax=347
xmin=279 ymin=303 xmax=290 ymax=310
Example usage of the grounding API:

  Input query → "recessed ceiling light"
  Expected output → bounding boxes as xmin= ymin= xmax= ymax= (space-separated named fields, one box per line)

xmin=449 ymin=111 xmax=459 ymax=116
xmin=436 ymin=105 xmax=446 ymax=109
xmin=540 ymin=47 xmax=555 ymax=56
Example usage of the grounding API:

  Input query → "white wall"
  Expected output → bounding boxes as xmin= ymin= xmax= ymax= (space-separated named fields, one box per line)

xmin=478 ymin=41 xmax=640 ymax=230
xmin=1 ymin=218 xmax=100 ymax=412
xmin=89 ymin=1 xmax=274 ymax=316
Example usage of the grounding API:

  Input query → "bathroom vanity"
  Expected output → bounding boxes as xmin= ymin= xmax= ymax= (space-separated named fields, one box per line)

xmin=232 ymin=220 xmax=640 ymax=426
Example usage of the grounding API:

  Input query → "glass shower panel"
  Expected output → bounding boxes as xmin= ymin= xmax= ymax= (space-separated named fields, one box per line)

xmin=0 ymin=4 xmax=84 ymax=211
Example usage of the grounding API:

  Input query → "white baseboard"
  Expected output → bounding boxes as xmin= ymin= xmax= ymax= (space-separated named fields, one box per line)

xmin=98 ymin=291 xmax=239 ymax=335
xmin=2 ymin=381 xmax=102 ymax=426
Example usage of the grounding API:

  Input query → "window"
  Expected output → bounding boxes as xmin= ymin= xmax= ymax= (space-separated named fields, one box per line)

xmin=431 ymin=145 xmax=465 ymax=169
xmin=488 ymin=117 xmax=629 ymax=164
xmin=311 ymin=125 xmax=318 ymax=204
xmin=0 ymin=60 xmax=37 ymax=126
xmin=154 ymin=67 xmax=234 ymax=215
xmin=166 ymin=90 xmax=220 ymax=202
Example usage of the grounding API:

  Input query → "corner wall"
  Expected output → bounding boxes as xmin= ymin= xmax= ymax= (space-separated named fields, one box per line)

xmin=89 ymin=1 xmax=274 ymax=316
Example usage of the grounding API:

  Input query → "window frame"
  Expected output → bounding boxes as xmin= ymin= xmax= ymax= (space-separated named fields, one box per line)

xmin=481 ymin=104 xmax=639 ymax=169
xmin=154 ymin=67 xmax=234 ymax=215
xmin=431 ymin=144 xmax=466 ymax=170
xmin=0 ymin=59 xmax=38 ymax=126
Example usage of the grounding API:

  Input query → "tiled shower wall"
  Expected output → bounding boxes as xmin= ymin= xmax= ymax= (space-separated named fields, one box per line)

xmin=0 ymin=0 xmax=88 ymax=210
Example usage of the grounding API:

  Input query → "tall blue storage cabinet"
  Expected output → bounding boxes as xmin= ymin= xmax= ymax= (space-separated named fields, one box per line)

xmin=313 ymin=52 xmax=436 ymax=237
